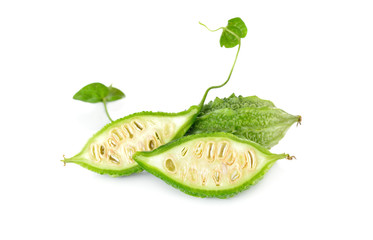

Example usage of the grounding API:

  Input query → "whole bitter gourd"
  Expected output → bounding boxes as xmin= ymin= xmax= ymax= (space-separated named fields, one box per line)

xmin=188 ymin=94 xmax=301 ymax=149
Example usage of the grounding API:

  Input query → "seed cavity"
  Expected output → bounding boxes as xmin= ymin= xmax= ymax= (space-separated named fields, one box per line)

xmin=111 ymin=129 xmax=124 ymax=141
xmin=133 ymin=121 xmax=144 ymax=131
xmin=108 ymin=138 xmax=117 ymax=148
xmin=90 ymin=144 xmax=101 ymax=162
xmin=189 ymin=167 xmax=197 ymax=182
xmin=100 ymin=145 xmax=105 ymax=156
xmin=148 ymin=139 xmax=156 ymax=150
xmin=155 ymin=132 xmax=161 ymax=141
xmin=123 ymin=125 xmax=134 ymax=138
xmin=164 ymin=159 xmax=176 ymax=173
xmin=224 ymin=152 xmax=235 ymax=166
xmin=240 ymin=151 xmax=255 ymax=169
xmin=240 ymin=153 xmax=248 ymax=169
xmin=247 ymin=150 xmax=255 ymax=169
xmin=200 ymin=170 xmax=208 ymax=186
xmin=218 ymin=142 xmax=228 ymax=158
xmin=230 ymin=170 xmax=240 ymax=182
xmin=108 ymin=152 xmax=120 ymax=164
xmin=126 ymin=146 xmax=136 ymax=163
xmin=212 ymin=169 xmax=222 ymax=186
xmin=206 ymin=142 xmax=215 ymax=162
xmin=194 ymin=142 xmax=204 ymax=158
xmin=180 ymin=164 xmax=188 ymax=181
xmin=181 ymin=147 xmax=188 ymax=157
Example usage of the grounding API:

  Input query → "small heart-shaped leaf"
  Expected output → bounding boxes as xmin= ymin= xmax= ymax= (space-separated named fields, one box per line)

xmin=73 ymin=83 xmax=109 ymax=103
xmin=106 ymin=86 xmax=125 ymax=102
xmin=220 ymin=17 xmax=247 ymax=48
xmin=73 ymin=83 xmax=125 ymax=103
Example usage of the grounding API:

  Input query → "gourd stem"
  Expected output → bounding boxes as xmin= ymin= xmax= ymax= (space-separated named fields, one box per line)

xmin=198 ymin=40 xmax=241 ymax=109
xmin=103 ymin=98 xmax=114 ymax=122
xmin=198 ymin=22 xmax=224 ymax=32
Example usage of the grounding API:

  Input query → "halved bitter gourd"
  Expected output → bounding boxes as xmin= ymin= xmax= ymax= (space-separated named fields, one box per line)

xmin=133 ymin=133 xmax=293 ymax=198
xmin=62 ymin=107 xmax=199 ymax=176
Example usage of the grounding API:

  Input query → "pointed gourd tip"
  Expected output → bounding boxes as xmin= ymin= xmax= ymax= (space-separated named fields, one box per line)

xmin=61 ymin=155 xmax=67 ymax=166
xmin=286 ymin=154 xmax=296 ymax=160
xmin=296 ymin=115 xmax=302 ymax=126
xmin=61 ymin=154 xmax=78 ymax=165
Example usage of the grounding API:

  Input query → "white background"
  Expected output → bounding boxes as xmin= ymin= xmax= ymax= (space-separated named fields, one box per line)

xmin=1 ymin=0 xmax=372 ymax=239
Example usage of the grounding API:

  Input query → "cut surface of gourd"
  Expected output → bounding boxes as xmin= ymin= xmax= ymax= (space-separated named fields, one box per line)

xmin=133 ymin=133 xmax=291 ymax=198
xmin=62 ymin=106 xmax=199 ymax=176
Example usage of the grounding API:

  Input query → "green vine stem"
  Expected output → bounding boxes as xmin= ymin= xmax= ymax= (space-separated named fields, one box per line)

xmin=198 ymin=22 xmax=242 ymax=109
xmin=103 ymin=98 xmax=114 ymax=122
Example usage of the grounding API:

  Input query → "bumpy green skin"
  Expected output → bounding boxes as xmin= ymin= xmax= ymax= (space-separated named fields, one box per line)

xmin=71 ymin=162 xmax=142 ymax=177
xmin=64 ymin=106 xmax=199 ymax=177
xmin=188 ymin=94 xmax=300 ymax=149
xmin=133 ymin=132 xmax=288 ymax=198
xmin=199 ymin=94 xmax=275 ymax=115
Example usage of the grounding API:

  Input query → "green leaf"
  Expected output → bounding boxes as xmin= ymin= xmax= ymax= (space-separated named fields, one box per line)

xmin=106 ymin=86 xmax=125 ymax=102
xmin=73 ymin=83 xmax=109 ymax=103
xmin=220 ymin=17 xmax=247 ymax=48
xmin=73 ymin=82 xmax=125 ymax=122
xmin=73 ymin=83 xmax=125 ymax=103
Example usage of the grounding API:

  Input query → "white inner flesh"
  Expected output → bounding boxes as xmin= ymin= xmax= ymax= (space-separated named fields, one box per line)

xmin=145 ymin=137 xmax=269 ymax=190
xmin=81 ymin=115 xmax=191 ymax=170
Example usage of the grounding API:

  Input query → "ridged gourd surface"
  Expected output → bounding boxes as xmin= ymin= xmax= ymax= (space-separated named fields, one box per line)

xmin=189 ymin=95 xmax=300 ymax=149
